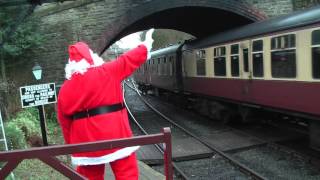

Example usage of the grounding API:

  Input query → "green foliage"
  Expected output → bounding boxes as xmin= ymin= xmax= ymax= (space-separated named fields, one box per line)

xmin=1 ymin=106 xmax=66 ymax=178
xmin=4 ymin=122 xmax=27 ymax=150
xmin=45 ymin=105 xmax=57 ymax=123
xmin=2 ymin=20 xmax=45 ymax=57
xmin=4 ymin=107 xmax=40 ymax=149
xmin=0 ymin=7 xmax=45 ymax=58
xmin=3 ymin=107 xmax=63 ymax=149
xmin=15 ymin=107 xmax=39 ymax=123
xmin=293 ymin=0 xmax=320 ymax=10
xmin=13 ymin=159 xmax=69 ymax=180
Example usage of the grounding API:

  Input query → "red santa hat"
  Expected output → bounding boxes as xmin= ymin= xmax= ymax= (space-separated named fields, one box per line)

xmin=65 ymin=42 xmax=104 ymax=79
xmin=68 ymin=42 xmax=94 ymax=65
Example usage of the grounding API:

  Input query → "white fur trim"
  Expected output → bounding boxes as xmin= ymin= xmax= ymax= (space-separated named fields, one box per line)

xmin=90 ymin=50 xmax=105 ymax=66
xmin=147 ymin=51 xmax=151 ymax=60
xmin=65 ymin=59 xmax=90 ymax=80
xmin=65 ymin=50 xmax=105 ymax=80
xmin=71 ymin=146 xmax=140 ymax=165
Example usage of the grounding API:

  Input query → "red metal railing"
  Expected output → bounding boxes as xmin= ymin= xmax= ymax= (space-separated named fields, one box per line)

xmin=0 ymin=127 xmax=172 ymax=180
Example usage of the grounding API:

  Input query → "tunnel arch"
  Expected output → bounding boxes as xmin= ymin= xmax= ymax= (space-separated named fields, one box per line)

xmin=97 ymin=0 xmax=268 ymax=53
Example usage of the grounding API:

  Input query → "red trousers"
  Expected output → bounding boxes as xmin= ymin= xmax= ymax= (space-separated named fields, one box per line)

xmin=76 ymin=153 xmax=139 ymax=180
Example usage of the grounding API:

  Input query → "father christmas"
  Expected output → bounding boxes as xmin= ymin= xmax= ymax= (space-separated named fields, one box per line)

xmin=57 ymin=28 xmax=155 ymax=180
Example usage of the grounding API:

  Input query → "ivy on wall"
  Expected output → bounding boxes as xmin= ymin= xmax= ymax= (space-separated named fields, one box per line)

xmin=0 ymin=5 xmax=46 ymax=119
xmin=292 ymin=0 xmax=320 ymax=10
xmin=0 ymin=8 xmax=45 ymax=61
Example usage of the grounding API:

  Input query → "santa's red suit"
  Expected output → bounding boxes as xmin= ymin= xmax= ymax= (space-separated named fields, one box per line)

xmin=57 ymin=41 xmax=149 ymax=180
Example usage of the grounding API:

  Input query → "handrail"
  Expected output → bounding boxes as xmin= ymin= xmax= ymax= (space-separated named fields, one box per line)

xmin=0 ymin=127 xmax=172 ymax=180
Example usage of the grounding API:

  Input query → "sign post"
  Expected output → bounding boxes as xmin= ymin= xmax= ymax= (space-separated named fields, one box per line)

xmin=19 ymin=83 xmax=57 ymax=146
xmin=37 ymin=105 xmax=48 ymax=146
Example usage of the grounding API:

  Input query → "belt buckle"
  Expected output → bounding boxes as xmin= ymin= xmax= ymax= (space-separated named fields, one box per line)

xmin=86 ymin=109 xmax=90 ymax=118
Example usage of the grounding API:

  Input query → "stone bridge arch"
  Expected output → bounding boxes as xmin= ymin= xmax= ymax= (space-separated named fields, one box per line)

xmin=96 ymin=0 xmax=268 ymax=52
xmin=13 ymin=0 xmax=292 ymax=84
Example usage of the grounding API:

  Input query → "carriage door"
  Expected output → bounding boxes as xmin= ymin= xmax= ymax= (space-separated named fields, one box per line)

xmin=240 ymin=41 xmax=252 ymax=101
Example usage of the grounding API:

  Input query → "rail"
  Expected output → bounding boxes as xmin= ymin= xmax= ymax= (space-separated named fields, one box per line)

xmin=128 ymin=80 xmax=266 ymax=180
xmin=0 ymin=127 xmax=173 ymax=180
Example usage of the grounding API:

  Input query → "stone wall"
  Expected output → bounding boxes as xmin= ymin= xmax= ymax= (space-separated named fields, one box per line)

xmin=292 ymin=0 xmax=320 ymax=10
xmin=247 ymin=0 xmax=293 ymax=17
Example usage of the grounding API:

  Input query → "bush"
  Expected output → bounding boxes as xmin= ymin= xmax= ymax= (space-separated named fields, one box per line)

xmin=15 ymin=107 xmax=39 ymax=123
xmin=4 ymin=122 xmax=26 ymax=150
xmin=3 ymin=106 xmax=62 ymax=149
xmin=4 ymin=107 xmax=41 ymax=149
xmin=45 ymin=105 xmax=58 ymax=123
xmin=11 ymin=108 xmax=40 ymax=139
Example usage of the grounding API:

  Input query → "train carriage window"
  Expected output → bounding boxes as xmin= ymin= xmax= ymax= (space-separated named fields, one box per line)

xmin=271 ymin=34 xmax=295 ymax=50
xmin=169 ymin=56 xmax=173 ymax=76
xmin=243 ymin=49 xmax=249 ymax=72
xmin=157 ymin=58 xmax=161 ymax=75
xmin=230 ymin=44 xmax=239 ymax=77
xmin=312 ymin=30 xmax=320 ymax=79
xmin=252 ymin=40 xmax=264 ymax=77
xmin=196 ymin=50 xmax=206 ymax=76
xmin=214 ymin=47 xmax=226 ymax=76
xmin=159 ymin=58 xmax=162 ymax=76
xmin=163 ymin=57 xmax=168 ymax=76
xmin=271 ymin=34 xmax=296 ymax=78
xmin=152 ymin=59 xmax=155 ymax=74
xmin=253 ymin=40 xmax=263 ymax=52
xmin=312 ymin=30 xmax=320 ymax=45
xmin=152 ymin=59 xmax=155 ymax=75
xmin=271 ymin=50 xmax=296 ymax=78
xmin=162 ymin=57 xmax=165 ymax=76
xmin=159 ymin=58 xmax=163 ymax=76
xmin=231 ymin=44 xmax=239 ymax=54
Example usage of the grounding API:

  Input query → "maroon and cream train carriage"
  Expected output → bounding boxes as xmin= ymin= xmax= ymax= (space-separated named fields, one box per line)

xmin=134 ymin=6 xmax=320 ymax=150
xmin=134 ymin=44 xmax=183 ymax=93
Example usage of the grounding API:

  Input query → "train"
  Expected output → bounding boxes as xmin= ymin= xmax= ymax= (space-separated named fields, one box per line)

xmin=133 ymin=6 xmax=320 ymax=150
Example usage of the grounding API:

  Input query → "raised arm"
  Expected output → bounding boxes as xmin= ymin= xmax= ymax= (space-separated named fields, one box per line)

xmin=104 ymin=28 xmax=154 ymax=81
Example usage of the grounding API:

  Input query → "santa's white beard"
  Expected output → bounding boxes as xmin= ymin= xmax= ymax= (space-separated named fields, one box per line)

xmin=65 ymin=51 xmax=105 ymax=80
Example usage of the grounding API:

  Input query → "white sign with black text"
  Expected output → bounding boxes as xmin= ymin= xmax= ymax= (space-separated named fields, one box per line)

xmin=20 ymin=83 xmax=57 ymax=108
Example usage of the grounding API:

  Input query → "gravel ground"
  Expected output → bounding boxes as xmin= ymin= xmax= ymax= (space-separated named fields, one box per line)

xmin=175 ymin=156 xmax=249 ymax=180
xmin=151 ymin=155 xmax=249 ymax=180
xmin=231 ymin=146 xmax=320 ymax=180
xmin=125 ymin=84 xmax=249 ymax=179
xmin=124 ymin=83 xmax=320 ymax=180
xmin=143 ymin=95 xmax=230 ymax=136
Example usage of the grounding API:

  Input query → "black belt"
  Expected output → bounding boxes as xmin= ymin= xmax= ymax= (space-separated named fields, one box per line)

xmin=72 ymin=103 xmax=125 ymax=120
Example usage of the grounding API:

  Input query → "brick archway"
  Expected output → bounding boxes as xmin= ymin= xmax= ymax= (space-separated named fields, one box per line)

xmin=97 ymin=0 xmax=268 ymax=52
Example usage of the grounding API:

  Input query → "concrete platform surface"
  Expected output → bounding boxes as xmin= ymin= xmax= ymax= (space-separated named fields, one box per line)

xmin=172 ymin=137 xmax=214 ymax=161
xmin=105 ymin=160 xmax=165 ymax=180
xmin=136 ymin=145 xmax=163 ymax=164
xmin=203 ymin=130 xmax=264 ymax=152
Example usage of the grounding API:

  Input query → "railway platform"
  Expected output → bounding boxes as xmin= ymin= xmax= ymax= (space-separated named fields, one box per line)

xmin=136 ymin=145 xmax=163 ymax=164
xmin=136 ymin=137 xmax=214 ymax=163
xmin=105 ymin=160 xmax=165 ymax=179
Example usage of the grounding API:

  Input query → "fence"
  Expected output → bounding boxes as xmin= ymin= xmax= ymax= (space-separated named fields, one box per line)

xmin=0 ymin=127 xmax=172 ymax=180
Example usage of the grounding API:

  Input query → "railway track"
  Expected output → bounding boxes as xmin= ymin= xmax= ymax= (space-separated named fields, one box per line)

xmin=123 ymin=80 xmax=266 ymax=180
xmin=123 ymin=79 xmax=320 ymax=180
